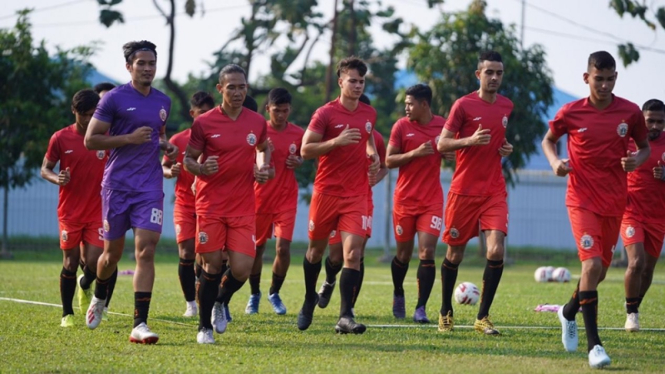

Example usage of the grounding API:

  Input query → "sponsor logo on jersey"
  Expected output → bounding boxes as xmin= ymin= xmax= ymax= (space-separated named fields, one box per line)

xmin=450 ymin=227 xmax=459 ymax=239
xmin=211 ymin=134 xmax=221 ymax=138
xmin=61 ymin=230 xmax=68 ymax=242
xmin=580 ymin=233 xmax=594 ymax=250
xmin=502 ymin=115 xmax=508 ymax=128
xmin=395 ymin=225 xmax=403 ymax=236
xmin=247 ymin=132 xmax=257 ymax=146
xmin=126 ymin=107 xmax=136 ymax=111
xmin=198 ymin=231 xmax=208 ymax=244
xmin=473 ymin=117 xmax=482 ymax=121
xmin=65 ymin=150 xmax=73 ymax=154
xmin=289 ymin=143 xmax=297 ymax=155
xmin=308 ymin=220 xmax=315 ymax=232
xmin=96 ymin=150 xmax=105 ymax=160
xmin=365 ymin=121 xmax=372 ymax=134
xmin=625 ymin=226 xmax=635 ymax=238
xmin=159 ymin=106 xmax=168 ymax=121
xmin=578 ymin=128 xmax=587 ymax=133
xmin=617 ymin=122 xmax=628 ymax=137
xmin=406 ymin=133 xmax=415 ymax=137
xmin=335 ymin=124 xmax=345 ymax=128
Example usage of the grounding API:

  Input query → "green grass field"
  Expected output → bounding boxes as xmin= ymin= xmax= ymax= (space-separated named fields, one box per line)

xmin=1 ymin=248 xmax=664 ymax=373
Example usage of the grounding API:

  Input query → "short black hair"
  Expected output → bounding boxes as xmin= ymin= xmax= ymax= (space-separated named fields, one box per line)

xmin=190 ymin=91 xmax=214 ymax=109
xmin=588 ymin=51 xmax=616 ymax=71
xmin=218 ymin=64 xmax=247 ymax=85
xmin=336 ymin=57 xmax=368 ymax=77
xmin=268 ymin=88 xmax=292 ymax=106
xmin=643 ymin=99 xmax=665 ymax=112
xmin=478 ymin=50 xmax=503 ymax=69
xmin=405 ymin=84 xmax=432 ymax=106
xmin=243 ymin=95 xmax=258 ymax=112
xmin=359 ymin=94 xmax=371 ymax=106
xmin=93 ymin=82 xmax=115 ymax=95
xmin=71 ymin=89 xmax=100 ymax=114
xmin=123 ymin=40 xmax=157 ymax=63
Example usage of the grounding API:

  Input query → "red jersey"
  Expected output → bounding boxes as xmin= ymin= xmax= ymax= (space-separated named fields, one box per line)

xmin=368 ymin=130 xmax=387 ymax=198
xmin=390 ymin=115 xmax=445 ymax=209
xmin=549 ymin=96 xmax=648 ymax=216
xmin=445 ymin=93 xmax=513 ymax=196
xmin=308 ymin=99 xmax=377 ymax=197
xmin=189 ymin=107 xmax=268 ymax=217
xmin=164 ymin=129 xmax=195 ymax=211
xmin=45 ymin=124 xmax=107 ymax=223
xmin=625 ymin=133 xmax=665 ymax=223
xmin=255 ymin=122 xmax=305 ymax=214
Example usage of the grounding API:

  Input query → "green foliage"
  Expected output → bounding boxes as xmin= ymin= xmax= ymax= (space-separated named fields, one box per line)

xmin=408 ymin=0 xmax=553 ymax=183
xmin=609 ymin=0 xmax=665 ymax=65
xmin=0 ymin=10 xmax=94 ymax=190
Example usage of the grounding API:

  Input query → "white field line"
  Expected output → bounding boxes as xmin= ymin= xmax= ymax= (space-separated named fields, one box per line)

xmin=3 ymin=296 xmax=665 ymax=332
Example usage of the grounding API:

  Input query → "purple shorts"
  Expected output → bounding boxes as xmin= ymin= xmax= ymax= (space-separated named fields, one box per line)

xmin=101 ymin=188 xmax=164 ymax=241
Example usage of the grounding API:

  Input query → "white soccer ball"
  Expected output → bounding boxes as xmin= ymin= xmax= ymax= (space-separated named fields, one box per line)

xmin=551 ymin=267 xmax=571 ymax=282
xmin=544 ymin=266 xmax=556 ymax=281
xmin=534 ymin=266 xmax=552 ymax=283
xmin=454 ymin=282 xmax=480 ymax=305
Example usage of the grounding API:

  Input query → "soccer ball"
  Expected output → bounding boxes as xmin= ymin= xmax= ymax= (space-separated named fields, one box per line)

xmin=544 ymin=266 xmax=556 ymax=281
xmin=534 ymin=266 xmax=552 ymax=283
xmin=551 ymin=267 xmax=571 ymax=282
xmin=454 ymin=282 xmax=480 ymax=305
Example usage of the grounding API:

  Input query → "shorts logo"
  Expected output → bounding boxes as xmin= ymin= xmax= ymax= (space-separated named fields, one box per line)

xmin=365 ymin=121 xmax=372 ymax=134
xmin=175 ymin=224 xmax=182 ymax=235
xmin=502 ymin=115 xmax=508 ymax=128
xmin=625 ymin=226 xmax=635 ymax=238
xmin=159 ymin=107 xmax=167 ymax=122
xmin=617 ymin=122 xmax=628 ymax=137
xmin=96 ymin=150 xmax=105 ymax=160
xmin=308 ymin=220 xmax=315 ymax=232
xmin=450 ymin=227 xmax=459 ymax=239
xmin=103 ymin=220 xmax=110 ymax=232
xmin=330 ymin=230 xmax=336 ymax=238
xmin=198 ymin=231 xmax=208 ymax=244
xmin=61 ymin=230 xmax=68 ymax=242
xmin=247 ymin=132 xmax=257 ymax=146
xmin=396 ymin=225 xmax=403 ymax=236
xmin=580 ymin=234 xmax=594 ymax=250
xmin=289 ymin=143 xmax=297 ymax=155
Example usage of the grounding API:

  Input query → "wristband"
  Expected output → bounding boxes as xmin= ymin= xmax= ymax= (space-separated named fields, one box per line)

xmin=199 ymin=163 xmax=204 ymax=176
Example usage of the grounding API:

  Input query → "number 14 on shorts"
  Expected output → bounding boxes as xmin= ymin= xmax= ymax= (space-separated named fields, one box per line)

xmin=362 ymin=215 xmax=373 ymax=231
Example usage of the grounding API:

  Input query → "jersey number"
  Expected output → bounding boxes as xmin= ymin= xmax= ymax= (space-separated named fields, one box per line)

xmin=362 ymin=215 xmax=372 ymax=230
xmin=150 ymin=208 xmax=163 ymax=225
xmin=430 ymin=216 xmax=443 ymax=230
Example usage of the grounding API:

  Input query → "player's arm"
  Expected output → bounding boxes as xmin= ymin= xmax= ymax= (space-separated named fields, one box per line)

xmin=541 ymin=129 xmax=571 ymax=177
xmin=84 ymin=117 xmax=152 ymax=150
xmin=366 ymin=132 xmax=380 ymax=178
xmin=301 ymin=126 xmax=361 ymax=160
xmin=622 ymin=138 xmax=650 ymax=172
xmin=654 ymin=161 xmax=665 ymax=180
xmin=254 ymin=139 xmax=272 ymax=184
xmin=437 ymin=126 xmax=490 ymax=153
xmin=40 ymin=157 xmax=70 ymax=186
xmin=159 ymin=129 xmax=178 ymax=162
xmin=183 ymin=146 xmax=218 ymax=176
xmin=386 ymin=143 xmax=434 ymax=168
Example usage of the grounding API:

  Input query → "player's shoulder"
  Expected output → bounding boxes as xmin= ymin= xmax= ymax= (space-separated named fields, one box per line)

xmin=612 ymin=95 xmax=641 ymax=113
xmin=287 ymin=122 xmax=305 ymax=135
xmin=150 ymin=87 xmax=172 ymax=103
xmin=496 ymin=94 xmax=514 ymax=108
xmin=431 ymin=115 xmax=447 ymax=127
xmin=171 ymin=128 xmax=190 ymax=140
xmin=393 ymin=116 xmax=410 ymax=129
xmin=357 ymin=101 xmax=377 ymax=116
xmin=243 ymin=107 xmax=266 ymax=123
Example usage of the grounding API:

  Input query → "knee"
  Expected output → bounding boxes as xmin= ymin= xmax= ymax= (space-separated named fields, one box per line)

xmin=231 ymin=267 xmax=251 ymax=282
xmin=486 ymin=243 xmax=505 ymax=261
xmin=446 ymin=247 xmax=465 ymax=264
xmin=275 ymin=244 xmax=290 ymax=259
xmin=419 ymin=246 xmax=436 ymax=261
xmin=627 ymin=257 xmax=645 ymax=274
xmin=63 ymin=255 xmax=79 ymax=272
xmin=135 ymin=246 xmax=156 ymax=263
xmin=306 ymin=247 xmax=324 ymax=263
xmin=345 ymin=247 xmax=362 ymax=264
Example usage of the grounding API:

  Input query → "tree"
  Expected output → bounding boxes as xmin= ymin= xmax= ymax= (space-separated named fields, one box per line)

xmin=0 ymin=10 xmax=95 ymax=256
xmin=408 ymin=0 xmax=554 ymax=183
xmin=609 ymin=0 xmax=665 ymax=66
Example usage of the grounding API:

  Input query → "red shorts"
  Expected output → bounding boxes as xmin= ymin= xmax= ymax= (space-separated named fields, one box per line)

xmin=620 ymin=218 xmax=665 ymax=258
xmin=255 ymin=210 xmax=296 ymax=246
xmin=59 ymin=221 xmax=103 ymax=250
xmin=329 ymin=195 xmax=373 ymax=245
xmin=195 ymin=215 xmax=256 ymax=257
xmin=308 ymin=192 xmax=368 ymax=241
xmin=442 ymin=192 xmax=508 ymax=246
xmin=174 ymin=205 xmax=196 ymax=243
xmin=568 ymin=207 xmax=621 ymax=267
xmin=393 ymin=204 xmax=444 ymax=242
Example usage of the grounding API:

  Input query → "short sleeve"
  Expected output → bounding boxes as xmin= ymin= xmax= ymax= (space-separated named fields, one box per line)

xmin=549 ymin=106 xmax=569 ymax=138
xmin=258 ymin=120 xmax=268 ymax=145
xmin=630 ymin=108 xmax=648 ymax=143
xmin=93 ymin=91 xmax=115 ymax=123
xmin=188 ymin=119 xmax=205 ymax=151
xmin=444 ymin=100 xmax=465 ymax=133
xmin=307 ymin=107 xmax=328 ymax=135
xmin=45 ymin=132 xmax=60 ymax=163
xmin=388 ymin=120 xmax=403 ymax=148
xmin=375 ymin=131 xmax=386 ymax=164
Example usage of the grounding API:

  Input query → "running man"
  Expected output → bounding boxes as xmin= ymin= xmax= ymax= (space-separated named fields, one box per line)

xmin=162 ymin=91 xmax=214 ymax=317
xmin=245 ymin=88 xmax=304 ymax=316
xmin=184 ymin=64 xmax=271 ymax=344
xmin=297 ymin=57 xmax=380 ymax=334
xmin=437 ymin=51 xmax=514 ymax=336
xmin=41 ymin=89 xmax=105 ymax=328
xmin=84 ymin=40 xmax=177 ymax=344
xmin=542 ymin=51 xmax=649 ymax=368
xmin=621 ymin=99 xmax=665 ymax=332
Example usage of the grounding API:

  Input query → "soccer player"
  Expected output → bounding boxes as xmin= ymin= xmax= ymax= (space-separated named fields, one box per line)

xmin=621 ymin=99 xmax=665 ymax=332
xmin=317 ymin=94 xmax=387 ymax=314
xmin=41 ymin=89 xmax=105 ymax=328
xmin=245 ymin=88 xmax=304 ymax=316
xmin=93 ymin=82 xmax=116 ymax=99
xmin=84 ymin=40 xmax=177 ymax=344
xmin=541 ymin=51 xmax=649 ymax=369
xmin=162 ymin=91 xmax=214 ymax=317
xmin=436 ymin=51 xmax=514 ymax=336
xmin=183 ymin=64 xmax=271 ymax=344
xmin=386 ymin=84 xmax=448 ymax=323
xmin=297 ymin=57 xmax=380 ymax=334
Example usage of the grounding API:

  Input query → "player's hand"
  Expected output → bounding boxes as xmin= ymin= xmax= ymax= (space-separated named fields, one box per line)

xmin=129 ymin=126 xmax=153 ymax=145
xmin=334 ymin=125 xmax=361 ymax=147
xmin=621 ymin=150 xmax=638 ymax=172
xmin=498 ymin=139 xmax=513 ymax=157
xmin=551 ymin=158 xmax=572 ymax=177
xmin=470 ymin=124 xmax=491 ymax=146
xmin=200 ymin=156 xmax=219 ymax=175
xmin=191 ymin=178 xmax=197 ymax=195
xmin=654 ymin=160 xmax=664 ymax=180
xmin=368 ymin=153 xmax=380 ymax=176
xmin=413 ymin=141 xmax=435 ymax=157
xmin=285 ymin=155 xmax=303 ymax=169
xmin=254 ymin=164 xmax=270 ymax=184
xmin=163 ymin=142 xmax=178 ymax=162
xmin=170 ymin=162 xmax=182 ymax=178
xmin=442 ymin=151 xmax=455 ymax=161
xmin=58 ymin=167 xmax=71 ymax=186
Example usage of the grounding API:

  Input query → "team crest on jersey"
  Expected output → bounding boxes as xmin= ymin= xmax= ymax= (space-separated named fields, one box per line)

xmin=450 ymin=227 xmax=459 ymax=239
xmin=159 ymin=106 xmax=167 ymax=122
xmin=625 ymin=226 xmax=635 ymax=238
xmin=175 ymin=224 xmax=182 ymax=235
xmin=330 ymin=230 xmax=337 ymax=238
xmin=502 ymin=115 xmax=508 ymax=128
xmin=198 ymin=231 xmax=208 ymax=244
xmin=247 ymin=132 xmax=257 ymax=146
xmin=96 ymin=150 xmax=105 ymax=160
xmin=308 ymin=220 xmax=315 ymax=232
xmin=289 ymin=143 xmax=297 ymax=155
xmin=103 ymin=220 xmax=110 ymax=232
xmin=365 ymin=121 xmax=372 ymax=134
xmin=580 ymin=233 xmax=594 ymax=250
xmin=396 ymin=225 xmax=403 ymax=236
xmin=617 ymin=122 xmax=628 ymax=137
xmin=61 ymin=230 xmax=68 ymax=242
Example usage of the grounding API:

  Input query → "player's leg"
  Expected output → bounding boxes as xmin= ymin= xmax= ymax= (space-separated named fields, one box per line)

xmin=413 ymin=231 xmax=438 ymax=324
xmin=198 ymin=249 xmax=224 ymax=343
xmin=246 ymin=214 xmax=272 ymax=314
xmin=175 ymin=209 xmax=197 ymax=317
xmin=318 ymin=233 xmax=342 ymax=309
xmin=335 ymin=231 xmax=366 ymax=334
xmin=392 ymin=210 xmax=415 ymax=319
xmin=268 ymin=236 xmax=291 ymax=315
xmin=59 ymin=226 xmax=80 ymax=327
xmin=78 ymin=229 xmax=103 ymax=316
xmin=624 ymin=240 xmax=645 ymax=331
xmin=629 ymin=224 xmax=664 ymax=331
xmin=351 ymin=236 xmax=368 ymax=312
xmin=130 ymin=228 xmax=160 ymax=343
xmin=473 ymin=229 xmax=505 ymax=335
